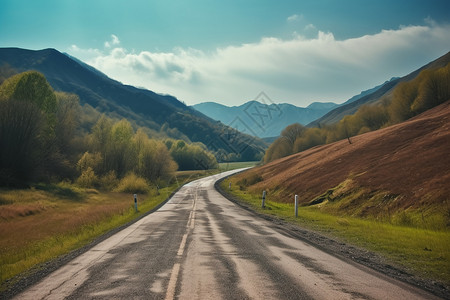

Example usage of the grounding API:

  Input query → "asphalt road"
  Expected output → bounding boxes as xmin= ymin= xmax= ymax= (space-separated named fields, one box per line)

xmin=14 ymin=169 xmax=439 ymax=299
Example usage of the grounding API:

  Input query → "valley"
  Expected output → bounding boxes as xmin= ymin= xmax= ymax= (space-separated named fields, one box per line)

xmin=0 ymin=47 xmax=449 ymax=299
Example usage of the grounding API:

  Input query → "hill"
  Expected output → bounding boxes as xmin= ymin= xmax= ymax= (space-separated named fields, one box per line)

xmin=308 ymin=51 xmax=450 ymax=127
xmin=193 ymin=101 xmax=338 ymax=138
xmin=232 ymin=99 xmax=450 ymax=224
xmin=0 ymin=47 xmax=266 ymax=161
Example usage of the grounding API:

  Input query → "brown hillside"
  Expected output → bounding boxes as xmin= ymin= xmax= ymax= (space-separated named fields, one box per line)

xmin=236 ymin=100 xmax=450 ymax=213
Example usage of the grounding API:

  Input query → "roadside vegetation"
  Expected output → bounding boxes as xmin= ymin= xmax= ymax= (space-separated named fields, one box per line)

xmin=218 ymin=161 xmax=259 ymax=171
xmin=264 ymin=63 xmax=450 ymax=163
xmin=0 ymin=71 xmax=219 ymax=189
xmin=0 ymin=70 xmax=223 ymax=288
xmin=0 ymin=169 xmax=219 ymax=288
xmin=220 ymin=179 xmax=450 ymax=285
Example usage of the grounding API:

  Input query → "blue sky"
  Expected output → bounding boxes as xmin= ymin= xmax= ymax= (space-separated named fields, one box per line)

xmin=1 ymin=0 xmax=450 ymax=106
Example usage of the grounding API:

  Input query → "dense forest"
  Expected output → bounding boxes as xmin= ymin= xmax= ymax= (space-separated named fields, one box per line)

xmin=264 ymin=63 xmax=450 ymax=163
xmin=0 ymin=71 xmax=218 ymax=188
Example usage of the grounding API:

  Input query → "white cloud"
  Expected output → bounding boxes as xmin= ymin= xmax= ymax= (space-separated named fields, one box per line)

xmin=104 ymin=34 xmax=120 ymax=48
xmin=67 ymin=22 xmax=450 ymax=107
xmin=287 ymin=14 xmax=300 ymax=22
xmin=111 ymin=34 xmax=120 ymax=45
xmin=304 ymin=23 xmax=316 ymax=31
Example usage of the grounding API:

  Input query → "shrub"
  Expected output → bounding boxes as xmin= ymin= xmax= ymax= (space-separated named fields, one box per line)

xmin=76 ymin=167 xmax=98 ymax=188
xmin=114 ymin=172 xmax=149 ymax=194
xmin=99 ymin=170 xmax=119 ymax=191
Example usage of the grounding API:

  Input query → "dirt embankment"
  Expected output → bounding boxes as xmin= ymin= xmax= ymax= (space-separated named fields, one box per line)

xmin=234 ymin=100 xmax=450 ymax=217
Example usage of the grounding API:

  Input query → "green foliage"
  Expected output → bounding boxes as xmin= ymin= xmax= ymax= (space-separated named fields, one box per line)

xmin=76 ymin=167 xmax=99 ymax=188
xmin=411 ymin=64 xmax=450 ymax=114
xmin=0 ymin=100 xmax=44 ymax=186
xmin=0 ymin=71 xmax=57 ymax=139
xmin=114 ymin=172 xmax=149 ymax=193
xmin=264 ymin=64 xmax=450 ymax=163
xmin=77 ymin=119 xmax=179 ymax=185
xmin=264 ymin=138 xmax=292 ymax=163
xmin=170 ymin=140 xmax=218 ymax=170
xmin=167 ymin=111 xmax=266 ymax=162
xmin=77 ymin=152 xmax=103 ymax=174
xmin=55 ymin=92 xmax=80 ymax=154
xmin=134 ymin=129 xmax=178 ymax=181
xmin=0 ymin=71 xmax=218 ymax=188
xmin=0 ymin=72 xmax=84 ymax=185
xmin=0 ymin=71 xmax=57 ymax=114
xmin=293 ymin=128 xmax=327 ymax=153
xmin=236 ymin=172 xmax=263 ymax=187
xmin=98 ymin=170 xmax=119 ymax=190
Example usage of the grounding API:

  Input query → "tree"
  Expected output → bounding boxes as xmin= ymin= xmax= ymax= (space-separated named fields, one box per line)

xmin=263 ymin=137 xmax=292 ymax=163
xmin=91 ymin=115 xmax=113 ymax=154
xmin=0 ymin=71 xmax=57 ymax=134
xmin=412 ymin=64 xmax=450 ymax=114
xmin=0 ymin=71 xmax=61 ymax=185
xmin=281 ymin=123 xmax=305 ymax=145
xmin=0 ymin=100 xmax=44 ymax=186
xmin=170 ymin=140 xmax=218 ymax=170
xmin=388 ymin=81 xmax=417 ymax=123
xmin=108 ymin=119 xmax=135 ymax=177
xmin=293 ymin=128 xmax=326 ymax=153
xmin=55 ymin=92 xmax=80 ymax=155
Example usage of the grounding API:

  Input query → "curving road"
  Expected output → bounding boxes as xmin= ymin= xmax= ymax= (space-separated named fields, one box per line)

xmin=15 ymin=169 xmax=439 ymax=299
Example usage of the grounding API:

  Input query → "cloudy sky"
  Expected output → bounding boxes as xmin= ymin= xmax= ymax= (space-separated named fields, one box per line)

xmin=1 ymin=0 xmax=450 ymax=107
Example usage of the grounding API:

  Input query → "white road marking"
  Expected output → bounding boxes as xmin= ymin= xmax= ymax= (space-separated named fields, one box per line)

xmin=165 ymin=187 xmax=197 ymax=300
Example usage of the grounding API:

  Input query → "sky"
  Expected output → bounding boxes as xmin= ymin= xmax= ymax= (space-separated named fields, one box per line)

xmin=1 ymin=0 xmax=450 ymax=107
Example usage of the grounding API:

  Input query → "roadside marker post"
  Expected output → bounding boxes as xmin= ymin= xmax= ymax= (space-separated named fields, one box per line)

xmin=262 ymin=190 xmax=266 ymax=208
xmin=295 ymin=195 xmax=298 ymax=218
xmin=134 ymin=194 xmax=138 ymax=212
xmin=229 ymin=182 xmax=231 ymax=190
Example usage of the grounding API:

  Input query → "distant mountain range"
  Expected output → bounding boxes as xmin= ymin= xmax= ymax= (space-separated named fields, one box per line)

xmin=193 ymin=101 xmax=339 ymax=138
xmin=192 ymin=79 xmax=399 ymax=138
xmin=0 ymin=48 xmax=266 ymax=161
xmin=194 ymin=51 xmax=450 ymax=137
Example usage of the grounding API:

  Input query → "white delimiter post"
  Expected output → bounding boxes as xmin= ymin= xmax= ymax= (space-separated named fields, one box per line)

xmin=295 ymin=195 xmax=298 ymax=218
xmin=262 ymin=190 xmax=266 ymax=208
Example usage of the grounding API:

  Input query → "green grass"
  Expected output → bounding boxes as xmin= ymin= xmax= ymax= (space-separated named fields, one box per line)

xmin=218 ymin=161 xmax=259 ymax=171
xmin=220 ymin=179 xmax=450 ymax=285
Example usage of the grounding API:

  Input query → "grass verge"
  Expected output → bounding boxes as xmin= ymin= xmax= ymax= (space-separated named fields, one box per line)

xmin=220 ymin=178 xmax=450 ymax=286
xmin=0 ymin=170 xmax=215 ymax=289
xmin=218 ymin=161 xmax=259 ymax=171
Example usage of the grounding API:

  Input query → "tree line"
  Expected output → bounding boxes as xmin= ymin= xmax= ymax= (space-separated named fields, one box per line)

xmin=0 ymin=71 xmax=217 ymax=188
xmin=264 ymin=63 xmax=450 ymax=163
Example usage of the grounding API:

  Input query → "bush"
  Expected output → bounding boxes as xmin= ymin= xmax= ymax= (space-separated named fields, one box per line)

xmin=114 ymin=172 xmax=149 ymax=193
xmin=76 ymin=167 xmax=98 ymax=188
xmin=99 ymin=170 xmax=119 ymax=191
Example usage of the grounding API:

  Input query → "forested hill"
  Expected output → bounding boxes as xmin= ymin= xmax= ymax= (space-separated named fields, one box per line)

xmin=308 ymin=51 xmax=450 ymax=127
xmin=0 ymin=47 xmax=266 ymax=161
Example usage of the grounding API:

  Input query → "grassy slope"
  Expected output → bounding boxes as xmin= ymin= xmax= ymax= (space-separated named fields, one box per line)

xmin=220 ymin=180 xmax=449 ymax=285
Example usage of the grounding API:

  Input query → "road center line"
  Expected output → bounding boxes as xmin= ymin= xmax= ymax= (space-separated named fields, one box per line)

xmin=165 ymin=190 xmax=197 ymax=300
